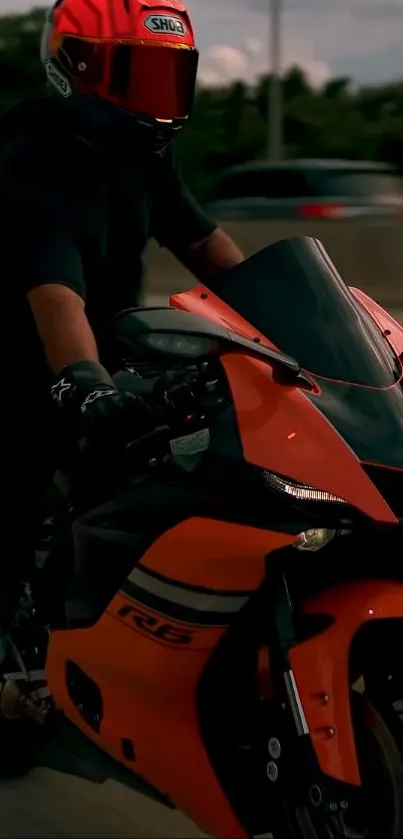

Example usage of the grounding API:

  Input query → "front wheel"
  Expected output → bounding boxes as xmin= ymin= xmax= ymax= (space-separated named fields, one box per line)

xmin=288 ymin=692 xmax=403 ymax=839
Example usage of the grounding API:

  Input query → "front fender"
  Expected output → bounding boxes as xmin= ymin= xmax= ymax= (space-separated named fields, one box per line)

xmin=289 ymin=580 xmax=403 ymax=786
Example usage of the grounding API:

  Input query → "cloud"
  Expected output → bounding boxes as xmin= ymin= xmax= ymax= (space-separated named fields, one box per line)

xmin=247 ymin=0 xmax=403 ymax=13
xmin=189 ymin=0 xmax=403 ymax=85
xmin=198 ymin=35 xmax=332 ymax=88
xmin=198 ymin=45 xmax=249 ymax=86
xmin=228 ymin=0 xmax=403 ymax=59
xmin=244 ymin=36 xmax=264 ymax=58
xmin=2 ymin=0 xmax=403 ymax=85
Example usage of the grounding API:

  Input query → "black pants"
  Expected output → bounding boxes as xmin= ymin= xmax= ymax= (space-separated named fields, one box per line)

xmin=2 ymin=409 xmax=58 ymax=593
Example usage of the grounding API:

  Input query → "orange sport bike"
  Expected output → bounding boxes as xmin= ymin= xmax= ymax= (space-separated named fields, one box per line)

xmin=5 ymin=235 xmax=403 ymax=839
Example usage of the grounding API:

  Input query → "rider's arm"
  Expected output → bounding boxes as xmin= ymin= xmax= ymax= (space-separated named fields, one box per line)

xmin=5 ymin=211 xmax=98 ymax=374
xmin=28 ymin=284 xmax=99 ymax=373
xmin=3 ymin=205 xmax=155 ymax=441
xmin=152 ymin=149 xmax=244 ymax=280
xmin=182 ymin=227 xmax=244 ymax=281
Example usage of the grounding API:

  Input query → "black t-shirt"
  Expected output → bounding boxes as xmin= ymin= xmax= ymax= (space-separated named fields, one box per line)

xmin=0 ymin=94 xmax=216 ymax=403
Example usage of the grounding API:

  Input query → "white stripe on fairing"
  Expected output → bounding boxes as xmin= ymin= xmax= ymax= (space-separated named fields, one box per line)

xmin=127 ymin=567 xmax=250 ymax=614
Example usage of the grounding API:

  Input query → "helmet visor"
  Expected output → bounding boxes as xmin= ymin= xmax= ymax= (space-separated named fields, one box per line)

xmin=58 ymin=36 xmax=198 ymax=121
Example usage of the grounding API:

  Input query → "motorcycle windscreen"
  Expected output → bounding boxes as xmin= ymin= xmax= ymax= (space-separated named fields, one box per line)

xmin=205 ymin=236 xmax=399 ymax=388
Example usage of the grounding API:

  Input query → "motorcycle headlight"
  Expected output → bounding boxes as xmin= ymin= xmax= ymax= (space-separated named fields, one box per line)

xmin=262 ymin=470 xmax=347 ymax=505
xmin=295 ymin=528 xmax=337 ymax=551
xmin=294 ymin=527 xmax=351 ymax=552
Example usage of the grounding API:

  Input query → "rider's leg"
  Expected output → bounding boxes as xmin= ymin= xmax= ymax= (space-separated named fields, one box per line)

xmin=1 ymin=415 xmax=57 ymax=706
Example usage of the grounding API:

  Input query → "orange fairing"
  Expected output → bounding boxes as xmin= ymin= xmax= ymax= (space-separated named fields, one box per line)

xmin=48 ymin=518 xmax=294 ymax=839
xmin=350 ymin=286 xmax=403 ymax=358
xmin=136 ymin=516 xmax=295 ymax=588
xmin=171 ymin=286 xmax=397 ymax=523
xmin=290 ymin=580 xmax=403 ymax=786
xmin=171 ymin=284 xmax=279 ymax=345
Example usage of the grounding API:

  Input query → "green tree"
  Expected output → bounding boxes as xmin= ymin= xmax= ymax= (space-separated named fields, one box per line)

xmin=3 ymin=5 xmax=403 ymax=196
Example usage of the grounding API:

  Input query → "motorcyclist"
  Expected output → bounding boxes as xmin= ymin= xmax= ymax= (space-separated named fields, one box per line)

xmin=0 ymin=0 xmax=244 ymax=709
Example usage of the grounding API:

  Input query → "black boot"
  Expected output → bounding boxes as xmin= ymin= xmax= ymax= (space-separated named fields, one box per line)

xmin=0 ymin=575 xmax=51 ymax=726
xmin=9 ymin=581 xmax=51 ymax=696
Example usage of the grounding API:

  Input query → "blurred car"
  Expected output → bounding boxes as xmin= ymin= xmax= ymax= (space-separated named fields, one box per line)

xmin=206 ymin=159 xmax=403 ymax=221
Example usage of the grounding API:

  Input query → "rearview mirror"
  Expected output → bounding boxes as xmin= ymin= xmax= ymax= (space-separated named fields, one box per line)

xmin=107 ymin=306 xmax=310 ymax=384
xmin=137 ymin=329 xmax=222 ymax=359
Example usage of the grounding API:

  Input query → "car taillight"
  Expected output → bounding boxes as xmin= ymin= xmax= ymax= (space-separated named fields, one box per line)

xmin=298 ymin=203 xmax=345 ymax=219
xmin=299 ymin=202 xmax=403 ymax=219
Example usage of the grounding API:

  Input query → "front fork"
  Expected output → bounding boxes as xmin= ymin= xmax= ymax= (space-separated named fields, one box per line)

xmin=260 ymin=568 xmax=403 ymax=836
xmin=261 ymin=564 xmax=358 ymax=837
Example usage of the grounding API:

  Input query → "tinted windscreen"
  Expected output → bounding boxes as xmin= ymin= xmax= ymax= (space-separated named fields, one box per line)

xmin=206 ymin=237 xmax=399 ymax=387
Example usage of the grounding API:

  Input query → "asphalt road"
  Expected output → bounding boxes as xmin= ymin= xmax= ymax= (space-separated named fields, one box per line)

xmin=0 ymin=768 xmax=208 ymax=838
xmin=3 ymin=295 xmax=402 ymax=839
xmin=0 ymin=768 xmax=207 ymax=838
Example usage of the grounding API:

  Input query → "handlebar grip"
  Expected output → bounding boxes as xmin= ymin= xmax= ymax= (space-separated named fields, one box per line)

xmin=113 ymin=370 xmax=157 ymax=399
xmin=113 ymin=370 xmax=145 ymax=392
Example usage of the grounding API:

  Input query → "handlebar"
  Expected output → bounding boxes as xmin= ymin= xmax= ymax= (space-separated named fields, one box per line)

xmin=111 ymin=360 xmax=227 ymax=474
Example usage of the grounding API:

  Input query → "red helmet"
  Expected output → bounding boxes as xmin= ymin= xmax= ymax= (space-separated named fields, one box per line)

xmin=40 ymin=0 xmax=199 ymax=154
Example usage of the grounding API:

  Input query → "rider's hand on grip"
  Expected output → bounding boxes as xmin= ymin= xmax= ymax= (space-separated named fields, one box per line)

xmin=50 ymin=360 xmax=153 ymax=448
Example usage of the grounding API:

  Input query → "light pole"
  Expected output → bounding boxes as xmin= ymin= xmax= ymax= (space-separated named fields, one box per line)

xmin=267 ymin=0 xmax=283 ymax=161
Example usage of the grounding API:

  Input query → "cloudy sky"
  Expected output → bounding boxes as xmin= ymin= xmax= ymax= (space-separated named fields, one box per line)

xmin=1 ymin=0 xmax=403 ymax=87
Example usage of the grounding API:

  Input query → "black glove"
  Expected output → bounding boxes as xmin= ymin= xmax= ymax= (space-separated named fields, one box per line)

xmin=50 ymin=360 xmax=153 ymax=446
